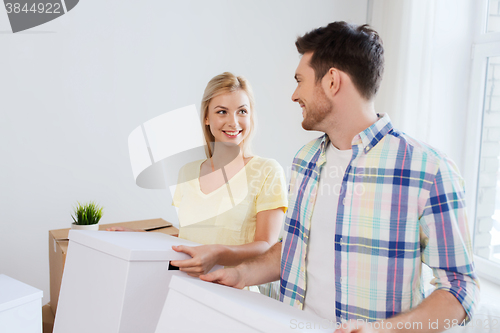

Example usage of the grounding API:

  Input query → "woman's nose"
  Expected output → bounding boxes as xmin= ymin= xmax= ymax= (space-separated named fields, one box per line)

xmin=228 ymin=113 xmax=238 ymax=127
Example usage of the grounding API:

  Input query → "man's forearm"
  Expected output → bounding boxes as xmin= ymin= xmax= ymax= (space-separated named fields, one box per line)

xmin=237 ymin=242 xmax=281 ymax=287
xmin=379 ymin=290 xmax=466 ymax=332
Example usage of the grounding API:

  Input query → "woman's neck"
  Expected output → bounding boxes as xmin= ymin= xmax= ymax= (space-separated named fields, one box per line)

xmin=210 ymin=142 xmax=243 ymax=170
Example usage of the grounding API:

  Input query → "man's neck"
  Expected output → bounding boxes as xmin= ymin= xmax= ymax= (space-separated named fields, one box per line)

xmin=325 ymin=102 xmax=378 ymax=150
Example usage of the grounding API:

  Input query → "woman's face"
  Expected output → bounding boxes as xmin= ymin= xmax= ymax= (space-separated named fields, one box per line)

xmin=205 ymin=90 xmax=252 ymax=148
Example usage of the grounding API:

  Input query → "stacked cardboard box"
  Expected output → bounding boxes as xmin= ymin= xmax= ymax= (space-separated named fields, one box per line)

xmin=48 ymin=218 xmax=178 ymax=316
xmin=42 ymin=303 xmax=54 ymax=333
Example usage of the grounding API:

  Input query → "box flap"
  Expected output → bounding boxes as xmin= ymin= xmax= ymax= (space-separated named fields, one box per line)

xmin=50 ymin=228 xmax=70 ymax=241
xmin=98 ymin=218 xmax=172 ymax=231
xmin=68 ymin=230 xmax=196 ymax=261
xmin=50 ymin=218 xmax=173 ymax=241
xmin=166 ymin=275 xmax=330 ymax=333
xmin=0 ymin=275 xmax=43 ymax=312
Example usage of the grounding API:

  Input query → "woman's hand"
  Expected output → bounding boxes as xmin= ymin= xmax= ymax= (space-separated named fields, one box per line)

xmin=170 ymin=245 xmax=223 ymax=277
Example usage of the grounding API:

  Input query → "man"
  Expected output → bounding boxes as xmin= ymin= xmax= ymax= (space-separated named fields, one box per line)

xmin=201 ymin=21 xmax=479 ymax=332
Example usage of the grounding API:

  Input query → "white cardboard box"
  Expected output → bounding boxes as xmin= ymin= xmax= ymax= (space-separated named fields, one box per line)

xmin=48 ymin=218 xmax=178 ymax=315
xmin=54 ymin=230 xmax=219 ymax=333
xmin=0 ymin=274 xmax=43 ymax=333
xmin=156 ymin=275 xmax=332 ymax=333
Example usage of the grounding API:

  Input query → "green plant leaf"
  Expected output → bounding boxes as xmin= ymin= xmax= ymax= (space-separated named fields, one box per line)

xmin=71 ymin=201 xmax=104 ymax=225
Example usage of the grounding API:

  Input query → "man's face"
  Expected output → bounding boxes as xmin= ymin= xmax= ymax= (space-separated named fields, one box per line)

xmin=292 ymin=52 xmax=333 ymax=131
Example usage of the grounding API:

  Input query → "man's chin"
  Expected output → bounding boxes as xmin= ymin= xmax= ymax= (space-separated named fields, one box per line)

xmin=301 ymin=120 xmax=315 ymax=131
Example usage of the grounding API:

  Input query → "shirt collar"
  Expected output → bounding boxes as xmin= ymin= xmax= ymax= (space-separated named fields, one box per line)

xmin=352 ymin=113 xmax=393 ymax=154
xmin=318 ymin=113 xmax=393 ymax=160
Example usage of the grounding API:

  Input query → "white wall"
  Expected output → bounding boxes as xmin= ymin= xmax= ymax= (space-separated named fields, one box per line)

xmin=0 ymin=0 xmax=369 ymax=305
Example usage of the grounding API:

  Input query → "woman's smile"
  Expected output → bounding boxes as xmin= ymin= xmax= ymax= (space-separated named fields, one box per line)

xmin=222 ymin=130 xmax=243 ymax=138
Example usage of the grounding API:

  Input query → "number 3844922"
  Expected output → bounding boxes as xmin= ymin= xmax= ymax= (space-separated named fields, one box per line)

xmin=5 ymin=3 xmax=62 ymax=14
xmin=444 ymin=317 xmax=499 ymax=330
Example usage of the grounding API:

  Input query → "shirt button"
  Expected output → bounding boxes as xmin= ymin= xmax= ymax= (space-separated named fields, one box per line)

xmin=342 ymin=198 xmax=346 ymax=205
xmin=340 ymin=237 xmax=343 ymax=245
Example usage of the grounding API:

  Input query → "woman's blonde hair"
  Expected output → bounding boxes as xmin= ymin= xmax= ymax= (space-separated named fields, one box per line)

xmin=201 ymin=72 xmax=256 ymax=158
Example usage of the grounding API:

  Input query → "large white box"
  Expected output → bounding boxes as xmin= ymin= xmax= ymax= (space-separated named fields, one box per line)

xmin=0 ymin=274 xmax=43 ymax=333
xmin=156 ymin=275 xmax=333 ymax=333
xmin=54 ymin=230 xmax=217 ymax=333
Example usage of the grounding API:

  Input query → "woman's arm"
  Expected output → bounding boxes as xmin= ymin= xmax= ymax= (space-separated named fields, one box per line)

xmin=170 ymin=207 xmax=284 ymax=277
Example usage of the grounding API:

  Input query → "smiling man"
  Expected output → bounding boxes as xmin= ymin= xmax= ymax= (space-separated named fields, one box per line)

xmin=201 ymin=21 xmax=479 ymax=333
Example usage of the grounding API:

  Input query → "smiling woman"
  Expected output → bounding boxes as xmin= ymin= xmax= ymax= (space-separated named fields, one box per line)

xmin=169 ymin=72 xmax=288 ymax=297
xmin=200 ymin=72 xmax=256 ymax=159
xmin=204 ymin=90 xmax=251 ymax=151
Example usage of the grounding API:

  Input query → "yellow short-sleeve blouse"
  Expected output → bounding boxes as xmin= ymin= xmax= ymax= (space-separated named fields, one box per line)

xmin=172 ymin=156 xmax=288 ymax=246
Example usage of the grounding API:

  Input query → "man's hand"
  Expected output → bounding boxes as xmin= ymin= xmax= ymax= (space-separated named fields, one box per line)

xmin=170 ymin=245 xmax=222 ymax=277
xmin=200 ymin=242 xmax=281 ymax=289
xmin=334 ymin=320 xmax=374 ymax=333
xmin=333 ymin=290 xmax=466 ymax=333
xmin=199 ymin=267 xmax=246 ymax=289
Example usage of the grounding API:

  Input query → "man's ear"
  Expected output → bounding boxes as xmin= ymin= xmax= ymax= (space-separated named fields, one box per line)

xmin=323 ymin=68 xmax=341 ymax=98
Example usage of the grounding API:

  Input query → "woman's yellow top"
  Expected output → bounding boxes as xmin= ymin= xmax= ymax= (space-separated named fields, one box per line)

xmin=172 ymin=156 xmax=288 ymax=246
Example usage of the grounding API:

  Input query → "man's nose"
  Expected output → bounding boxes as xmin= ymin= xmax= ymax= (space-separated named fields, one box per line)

xmin=292 ymin=87 xmax=299 ymax=102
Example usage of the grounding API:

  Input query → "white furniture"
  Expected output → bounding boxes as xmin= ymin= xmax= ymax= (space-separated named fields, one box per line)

xmin=156 ymin=275 xmax=332 ymax=333
xmin=0 ymin=274 xmax=43 ymax=333
xmin=54 ymin=230 xmax=219 ymax=333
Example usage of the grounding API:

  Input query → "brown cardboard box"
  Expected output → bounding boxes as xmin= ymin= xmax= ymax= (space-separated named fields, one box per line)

xmin=42 ymin=303 xmax=54 ymax=333
xmin=48 ymin=218 xmax=178 ymax=315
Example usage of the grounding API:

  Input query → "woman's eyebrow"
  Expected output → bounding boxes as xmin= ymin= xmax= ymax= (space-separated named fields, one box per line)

xmin=214 ymin=104 xmax=248 ymax=109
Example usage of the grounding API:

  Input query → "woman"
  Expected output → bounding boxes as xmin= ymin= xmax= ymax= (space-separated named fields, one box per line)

xmin=169 ymin=72 xmax=287 ymax=281
xmin=109 ymin=72 xmax=287 ymax=288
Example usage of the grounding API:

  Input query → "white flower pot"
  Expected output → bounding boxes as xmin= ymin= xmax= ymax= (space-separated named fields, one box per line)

xmin=71 ymin=223 xmax=99 ymax=231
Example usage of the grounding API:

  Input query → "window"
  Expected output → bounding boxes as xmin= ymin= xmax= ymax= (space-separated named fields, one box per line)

xmin=476 ymin=56 xmax=500 ymax=266
xmin=467 ymin=0 xmax=500 ymax=282
xmin=488 ymin=0 xmax=500 ymax=33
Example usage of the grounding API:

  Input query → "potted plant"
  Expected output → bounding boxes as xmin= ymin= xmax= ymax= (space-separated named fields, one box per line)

xmin=71 ymin=201 xmax=104 ymax=230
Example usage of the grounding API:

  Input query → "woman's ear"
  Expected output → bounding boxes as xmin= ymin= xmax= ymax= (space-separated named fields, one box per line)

xmin=205 ymin=118 xmax=209 ymax=126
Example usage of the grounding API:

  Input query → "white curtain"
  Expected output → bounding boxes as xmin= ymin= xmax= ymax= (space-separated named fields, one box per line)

xmin=369 ymin=0 xmax=477 ymax=172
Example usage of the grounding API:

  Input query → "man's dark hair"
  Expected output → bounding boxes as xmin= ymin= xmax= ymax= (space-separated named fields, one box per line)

xmin=296 ymin=21 xmax=384 ymax=100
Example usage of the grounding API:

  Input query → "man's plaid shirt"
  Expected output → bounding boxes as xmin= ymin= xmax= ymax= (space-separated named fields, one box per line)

xmin=279 ymin=114 xmax=479 ymax=323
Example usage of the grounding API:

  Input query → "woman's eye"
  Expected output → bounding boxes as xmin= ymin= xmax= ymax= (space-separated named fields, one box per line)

xmin=216 ymin=110 xmax=226 ymax=114
xmin=239 ymin=109 xmax=248 ymax=114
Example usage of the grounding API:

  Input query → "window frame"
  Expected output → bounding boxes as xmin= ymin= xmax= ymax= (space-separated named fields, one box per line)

xmin=465 ymin=0 xmax=500 ymax=284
